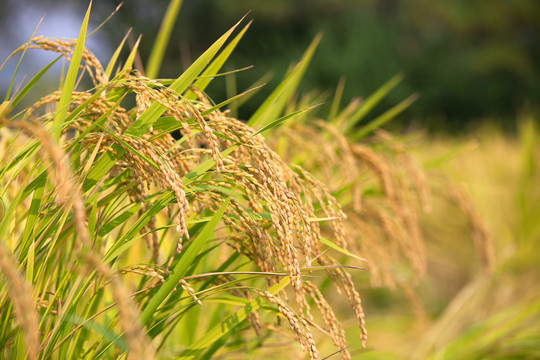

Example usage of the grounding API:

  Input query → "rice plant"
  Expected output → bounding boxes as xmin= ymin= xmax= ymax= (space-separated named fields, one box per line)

xmin=409 ymin=118 xmax=540 ymax=360
xmin=0 ymin=2 xmax=372 ymax=359
xmin=1 ymin=1 xmax=522 ymax=359
xmin=240 ymin=44 xmax=498 ymax=358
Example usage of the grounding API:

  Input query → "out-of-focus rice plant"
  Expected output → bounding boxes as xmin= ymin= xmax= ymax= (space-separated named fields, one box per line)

xmin=410 ymin=117 xmax=540 ymax=360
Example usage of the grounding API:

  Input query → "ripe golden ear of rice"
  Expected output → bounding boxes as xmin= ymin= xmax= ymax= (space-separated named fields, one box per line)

xmin=1 ymin=36 xmax=372 ymax=359
xmin=1 ymin=31 xmax=492 ymax=360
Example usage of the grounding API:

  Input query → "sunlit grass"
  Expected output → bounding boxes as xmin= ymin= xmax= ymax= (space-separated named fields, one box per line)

xmin=0 ymin=3 xmax=368 ymax=359
xmin=1 ymin=1 xmax=537 ymax=359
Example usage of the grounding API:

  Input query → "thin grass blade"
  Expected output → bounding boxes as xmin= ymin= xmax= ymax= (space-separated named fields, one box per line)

xmin=233 ymin=71 xmax=273 ymax=109
xmin=340 ymin=72 xmax=404 ymax=132
xmin=328 ymin=77 xmax=346 ymax=122
xmin=178 ymin=277 xmax=290 ymax=360
xmin=186 ymin=21 xmax=252 ymax=99
xmin=105 ymin=29 xmax=131 ymax=79
xmin=352 ymin=93 xmax=418 ymax=141
xmin=9 ymin=55 xmax=62 ymax=109
xmin=140 ymin=189 xmax=234 ymax=325
xmin=52 ymin=1 xmax=92 ymax=140
xmin=126 ymin=16 xmax=246 ymax=137
xmin=3 ymin=17 xmax=44 ymax=101
xmin=247 ymin=34 xmax=321 ymax=130
xmin=252 ymin=103 xmax=321 ymax=137
xmin=122 ymin=34 xmax=142 ymax=72
xmin=146 ymin=0 xmax=183 ymax=78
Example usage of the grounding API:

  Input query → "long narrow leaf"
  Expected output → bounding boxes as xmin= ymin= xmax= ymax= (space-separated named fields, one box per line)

xmin=340 ymin=73 xmax=404 ymax=132
xmin=319 ymin=237 xmax=367 ymax=262
xmin=178 ymin=277 xmax=290 ymax=360
xmin=87 ymin=2 xmax=124 ymax=38
xmin=10 ymin=55 xmax=62 ymax=108
xmin=252 ymin=103 xmax=321 ymax=137
xmin=233 ymin=71 xmax=273 ymax=109
xmin=140 ymin=189 xmax=234 ymax=325
xmin=4 ymin=17 xmax=44 ymax=101
xmin=182 ymin=145 xmax=239 ymax=185
xmin=352 ymin=93 xmax=418 ymax=141
xmin=247 ymin=34 xmax=321 ymax=130
xmin=105 ymin=29 xmax=131 ymax=79
xmin=104 ymin=190 xmax=176 ymax=262
xmin=122 ymin=34 xmax=142 ymax=72
xmin=186 ymin=21 xmax=252 ymax=99
xmin=328 ymin=77 xmax=346 ymax=122
xmin=52 ymin=2 xmax=92 ymax=140
xmin=19 ymin=182 xmax=45 ymax=261
xmin=127 ymin=16 xmax=246 ymax=137
xmin=146 ymin=0 xmax=183 ymax=78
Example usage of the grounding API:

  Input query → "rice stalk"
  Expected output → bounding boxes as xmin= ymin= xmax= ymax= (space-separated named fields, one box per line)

xmin=0 ymin=244 xmax=40 ymax=359
xmin=0 ymin=33 xmax=368 ymax=359
xmin=268 ymin=94 xmax=494 ymax=305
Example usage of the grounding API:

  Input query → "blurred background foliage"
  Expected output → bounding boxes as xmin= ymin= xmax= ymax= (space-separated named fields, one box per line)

xmin=0 ymin=0 xmax=540 ymax=131
xmin=1 ymin=0 xmax=539 ymax=130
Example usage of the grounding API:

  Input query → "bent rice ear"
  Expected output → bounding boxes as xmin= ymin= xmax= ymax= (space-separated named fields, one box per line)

xmin=4 ymin=1 xmax=479 ymax=358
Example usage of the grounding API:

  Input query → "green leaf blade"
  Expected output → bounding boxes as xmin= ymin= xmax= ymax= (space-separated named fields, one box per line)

xmin=352 ymin=93 xmax=418 ymax=141
xmin=140 ymin=189 xmax=235 ymax=325
xmin=186 ymin=20 xmax=252 ymax=99
xmin=52 ymin=2 xmax=92 ymax=140
xmin=178 ymin=277 xmax=290 ymax=360
xmin=126 ymin=17 xmax=246 ymax=138
xmin=146 ymin=0 xmax=183 ymax=78
xmin=340 ymin=72 xmax=404 ymax=132
xmin=247 ymin=33 xmax=321 ymax=130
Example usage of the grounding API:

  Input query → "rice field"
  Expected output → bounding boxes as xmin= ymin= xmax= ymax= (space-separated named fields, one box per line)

xmin=1 ymin=2 xmax=538 ymax=359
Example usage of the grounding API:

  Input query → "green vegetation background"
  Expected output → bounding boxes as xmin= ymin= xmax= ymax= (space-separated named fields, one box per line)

xmin=1 ymin=0 xmax=539 ymax=131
